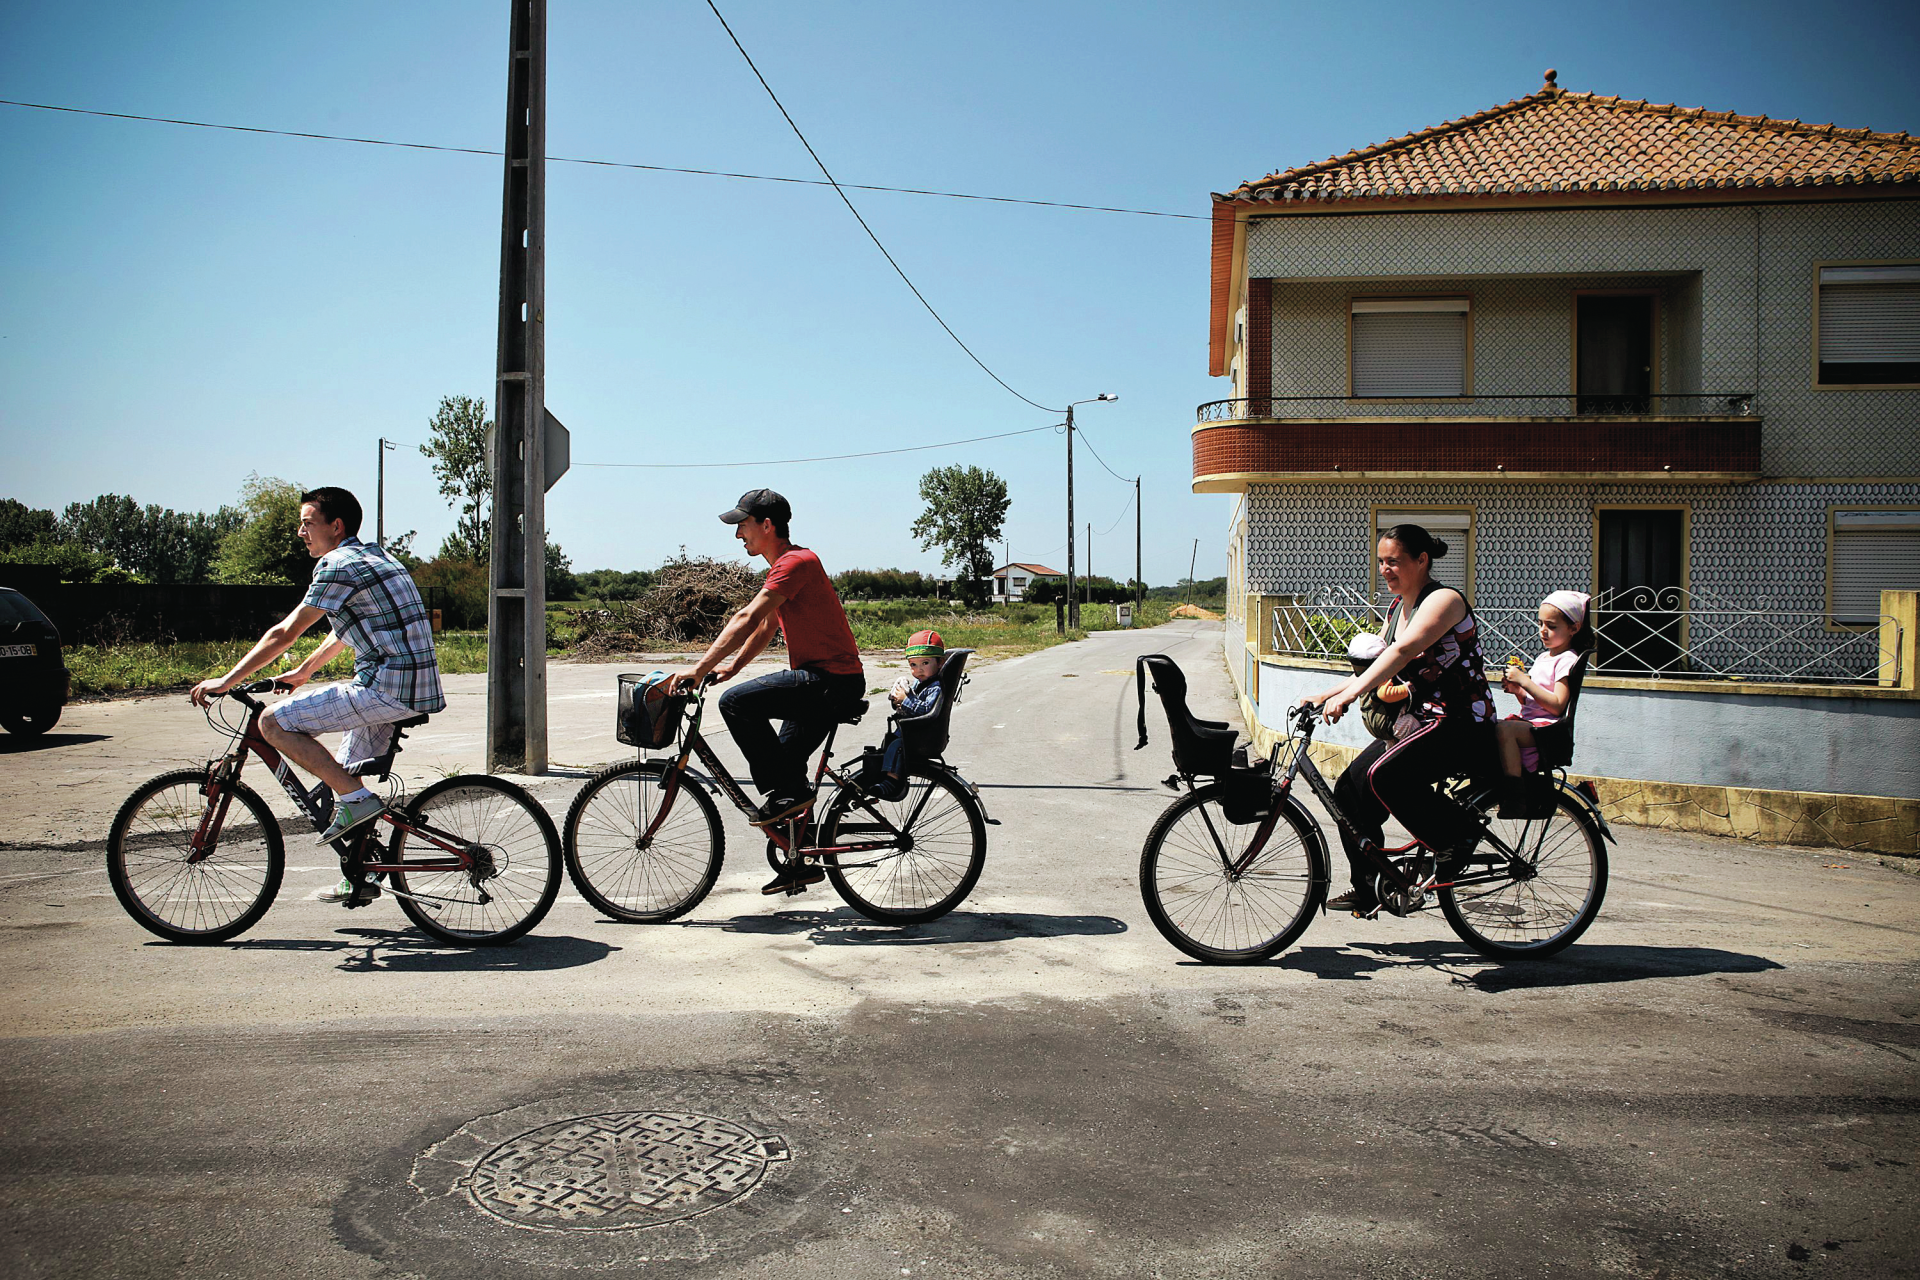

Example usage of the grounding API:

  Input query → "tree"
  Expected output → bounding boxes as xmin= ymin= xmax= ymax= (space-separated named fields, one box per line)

xmin=0 ymin=499 xmax=57 ymax=550
xmin=910 ymin=465 xmax=1009 ymax=606
xmin=545 ymin=540 xmax=578 ymax=600
xmin=212 ymin=475 xmax=310 ymax=585
xmin=421 ymin=394 xmax=491 ymax=562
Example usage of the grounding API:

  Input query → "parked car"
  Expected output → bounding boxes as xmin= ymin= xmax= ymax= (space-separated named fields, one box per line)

xmin=0 ymin=586 xmax=70 ymax=736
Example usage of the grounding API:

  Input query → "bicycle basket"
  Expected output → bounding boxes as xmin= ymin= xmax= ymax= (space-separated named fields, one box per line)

xmin=616 ymin=672 xmax=687 ymax=749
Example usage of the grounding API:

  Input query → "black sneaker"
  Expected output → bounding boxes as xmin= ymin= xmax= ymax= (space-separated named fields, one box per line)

xmin=749 ymin=794 xmax=813 ymax=827
xmin=1326 ymin=889 xmax=1377 ymax=916
xmin=761 ymin=860 xmax=826 ymax=895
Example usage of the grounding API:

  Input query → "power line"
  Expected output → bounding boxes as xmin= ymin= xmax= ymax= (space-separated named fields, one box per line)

xmin=575 ymin=423 xmax=1055 ymax=469
xmin=1094 ymin=488 xmax=1136 ymax=537
xmin=702 ymin=0 xmax=1062 ymax=416
xmin=1072 ymin=422 xmax=1136 ymax=485
xmin=0 ymin=98 xmax=1202 ymax=220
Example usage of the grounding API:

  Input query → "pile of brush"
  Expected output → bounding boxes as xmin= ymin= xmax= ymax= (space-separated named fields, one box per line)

xmin=571 ymin=553 xmax=770 ymax=655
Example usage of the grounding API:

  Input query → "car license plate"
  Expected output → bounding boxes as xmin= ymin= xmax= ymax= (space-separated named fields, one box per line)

xmin=0 ymin=644 xmax=36 ymax=657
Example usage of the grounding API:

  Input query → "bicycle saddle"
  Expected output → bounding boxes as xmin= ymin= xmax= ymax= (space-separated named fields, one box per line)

xmin=346 ymin=714 xmax=432 ymax=780
xmin=840 ymin=699 xmax=870 ymax=725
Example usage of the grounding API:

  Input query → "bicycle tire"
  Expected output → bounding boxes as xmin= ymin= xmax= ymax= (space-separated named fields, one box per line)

xmin=1140 ymin=787 xmax=1327 ymax=964
xmin=1439 ymin=787 xmax=1608 ymax=959
xmin=107 ymin=769 xmax=284 ymax=944
xmin=388 ymin=775 xmax=561 ymax=946
xmin=563 ymin=759 xmax=726 ymax=922
xmin=817 ymin=765 xmax=986 ymax=924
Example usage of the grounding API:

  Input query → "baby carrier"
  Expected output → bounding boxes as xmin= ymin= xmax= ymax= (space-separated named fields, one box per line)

xmin=857 ymin=649 xmax=973 ymax=798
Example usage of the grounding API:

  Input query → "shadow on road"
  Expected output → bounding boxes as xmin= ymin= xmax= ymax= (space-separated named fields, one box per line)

xmin=671 ymin=907 xmax=1128 ymax=947
xmin=1269 ymin=940 xmax=1783 ymax=990
xmin=0 ymin=732 xmax=110 ymax=753
xmin=221 ymin=929 xmax=618 ymax=971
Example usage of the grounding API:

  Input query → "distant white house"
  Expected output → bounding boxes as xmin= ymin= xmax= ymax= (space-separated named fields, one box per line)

xmin=984 ymin=562 xmax=1062 ymax=603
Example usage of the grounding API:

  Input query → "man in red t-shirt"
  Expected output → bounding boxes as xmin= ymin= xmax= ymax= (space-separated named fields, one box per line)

xmin=671 ymin=489 xmax=866 ymax=835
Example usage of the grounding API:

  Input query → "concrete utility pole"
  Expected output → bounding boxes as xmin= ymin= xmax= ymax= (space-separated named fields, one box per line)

xmin=1134 ymin=475 xmax=1142 ymax=609
xmin=487 ymin=0 xmax=568 ymax=774
xmin=1062 ymin=393 xmax=1117 ymax=631
xmin=376 ymin=437 xmax=398 ymax=546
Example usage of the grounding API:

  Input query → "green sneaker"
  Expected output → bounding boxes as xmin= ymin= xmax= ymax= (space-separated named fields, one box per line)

xmin=316 ymin=793 xmax=386 ymax=846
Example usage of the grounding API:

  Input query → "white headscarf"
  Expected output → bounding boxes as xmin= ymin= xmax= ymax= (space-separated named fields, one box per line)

xmin=1543 ymin=590 xmax=1590 ymax=629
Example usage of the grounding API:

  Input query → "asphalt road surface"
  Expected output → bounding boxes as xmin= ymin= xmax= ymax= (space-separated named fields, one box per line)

xmin=2 ymin=620 xmax=1916 ymax=1279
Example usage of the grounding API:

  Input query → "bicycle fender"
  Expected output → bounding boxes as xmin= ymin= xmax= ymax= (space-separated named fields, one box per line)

xmin=1556 ymin=777 xmax=1617 ymax=844
xmin=925 ymin=762 xmax=995 ymax=826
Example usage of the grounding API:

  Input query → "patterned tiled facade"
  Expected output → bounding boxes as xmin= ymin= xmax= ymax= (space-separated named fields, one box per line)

xmin=1242 ymin=200 xmax=1920 ymax=475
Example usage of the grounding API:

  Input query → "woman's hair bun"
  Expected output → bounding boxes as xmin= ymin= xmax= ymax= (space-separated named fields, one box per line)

xmin=1381 ymin=522 xmax=1447 ymax=562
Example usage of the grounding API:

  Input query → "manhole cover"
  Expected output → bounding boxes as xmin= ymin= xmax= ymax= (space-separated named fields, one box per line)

xmin=466 ymin=1110 xmax=790 ymax=1232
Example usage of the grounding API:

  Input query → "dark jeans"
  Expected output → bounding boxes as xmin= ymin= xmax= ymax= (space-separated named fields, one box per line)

xmin=717 ymin=667 xmax=866 ymax=798
xmin=1332 ymin=714 xmax=1496 ymax=899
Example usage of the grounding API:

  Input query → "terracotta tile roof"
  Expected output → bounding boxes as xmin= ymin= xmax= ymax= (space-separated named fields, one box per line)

xmin=1220 ymin=71 xmax=1920 ymax=204
xmin=995 ymin=562 xmax=1062 ymax=577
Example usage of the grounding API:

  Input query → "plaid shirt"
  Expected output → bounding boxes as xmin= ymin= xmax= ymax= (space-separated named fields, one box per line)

xmin=301 ymin=537 xmax=445 ymax=712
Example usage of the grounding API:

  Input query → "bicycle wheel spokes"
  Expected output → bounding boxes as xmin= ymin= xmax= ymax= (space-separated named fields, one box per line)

xmin=1140 ymin=790 xmax=1322 ymax=964
xmin=563 ymin=761 xmax=724 ymax=922
xmin=822 ymin=768 xmax=986 ymax=924
xmin=107 ymin=770 xmax=284 ymax=944
xmin=1441 ymin=792 xmax=1607 ymax=958
xmin=390 ymin=776 xmax=561 ymax=946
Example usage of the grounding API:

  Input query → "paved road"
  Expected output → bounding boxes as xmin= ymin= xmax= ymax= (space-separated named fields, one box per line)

xmin=2 ymin=621 xmax=1916 ymax=1279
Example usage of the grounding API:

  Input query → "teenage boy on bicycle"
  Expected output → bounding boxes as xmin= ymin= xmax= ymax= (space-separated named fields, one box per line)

xmin=669 ymin=489 xmax=865 ymax=835
xmin=189 ymin=487 xmax=445 ymax=890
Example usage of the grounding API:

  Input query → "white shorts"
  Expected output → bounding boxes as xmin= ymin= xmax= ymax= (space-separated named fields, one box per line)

xmin=272 ymin=682 xmax=417 ymax=770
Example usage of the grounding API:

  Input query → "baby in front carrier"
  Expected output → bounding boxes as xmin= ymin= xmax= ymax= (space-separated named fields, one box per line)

xmin=1495 ymin=589 xmax=1591 ymax=815
xmin=866 ymin=629 xmax=944 ymax=801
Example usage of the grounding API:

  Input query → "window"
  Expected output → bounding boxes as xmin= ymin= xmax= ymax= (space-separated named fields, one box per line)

xmin=1373 ymin=509 xmax=1472 ymax=600
xmin=1351 ymin=298 xmax=1470 ymax=397
xmin=1816 ymin=265 xmax=1920 ymax=386
xmin=1831 ymin=509 xmax=1920 ymax=625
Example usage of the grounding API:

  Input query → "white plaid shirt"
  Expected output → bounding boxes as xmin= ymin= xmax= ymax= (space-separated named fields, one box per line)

xmin=301 ymin=537 xmax=445 ymax=712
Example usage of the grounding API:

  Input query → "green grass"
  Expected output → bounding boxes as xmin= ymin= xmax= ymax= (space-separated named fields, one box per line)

xmin=68 ymin=601 xmax=1179 ymax=697
xmin=65 ymin=631 xmax=493 ymax=698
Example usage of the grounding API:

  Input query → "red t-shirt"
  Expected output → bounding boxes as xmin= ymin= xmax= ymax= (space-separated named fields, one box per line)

xmin=763 ymin=548 xmax=863 ymax=676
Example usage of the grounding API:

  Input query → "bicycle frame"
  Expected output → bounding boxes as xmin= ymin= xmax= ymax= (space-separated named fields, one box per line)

xmin=1220 ymin=708 xmax=1558 ymax=913
xmin=640 ymin=684 xmax=941 ymax=868
xmin=201 ymin=689 xmax=474 ymax=879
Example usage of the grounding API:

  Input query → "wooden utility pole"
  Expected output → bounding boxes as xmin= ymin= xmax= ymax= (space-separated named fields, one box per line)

xmin=1134 ymin=476 xmax=1142 ymax=609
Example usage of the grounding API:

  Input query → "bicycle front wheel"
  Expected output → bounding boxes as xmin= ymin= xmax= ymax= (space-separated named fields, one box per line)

xmin=388 ymin=775 xmax=561 ymax=946
xmin=1140 ymin=788 xmax=1326 ymax=964
xmin=563 ymin=759 xmax=725 ymax=922
xmin=818 ymin=766 xmax=986 ymax=924
xmin=1440 ymin=788 xmax=1608 ymax=959
xmin=107 ymin=770 xmax=284 ymax=944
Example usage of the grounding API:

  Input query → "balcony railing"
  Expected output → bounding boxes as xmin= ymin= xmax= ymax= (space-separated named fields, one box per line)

xmin=1267 ymin=584 xmax=1898 ymax=688
xmin=1198 ymin=393 xmax=1756 ymax=423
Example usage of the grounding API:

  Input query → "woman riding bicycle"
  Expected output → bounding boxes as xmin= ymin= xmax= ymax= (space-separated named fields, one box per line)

xmin=1307 ymin=523 xmax=1499 ymax=916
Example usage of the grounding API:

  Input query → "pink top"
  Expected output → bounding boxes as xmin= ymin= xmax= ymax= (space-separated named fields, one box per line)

xmin=1518 ymin=649 xmax=1581 ymax=722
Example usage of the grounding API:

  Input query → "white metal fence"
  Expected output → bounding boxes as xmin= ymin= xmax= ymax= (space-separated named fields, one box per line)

xmin=1269 ymin=585 xmax=1900 ymax=687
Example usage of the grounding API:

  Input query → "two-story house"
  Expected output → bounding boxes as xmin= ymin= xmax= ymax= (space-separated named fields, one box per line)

xmin=1204 ymin=72 xmax=1920 ymax=851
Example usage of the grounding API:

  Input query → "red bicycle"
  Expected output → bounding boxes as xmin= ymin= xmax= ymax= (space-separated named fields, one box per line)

xmin=106 ymin=679 xmax=562 ymax=946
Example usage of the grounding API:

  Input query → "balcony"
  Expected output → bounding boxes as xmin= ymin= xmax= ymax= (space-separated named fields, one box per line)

xmin=1192 ymin=393 xmax=1761 ymax=491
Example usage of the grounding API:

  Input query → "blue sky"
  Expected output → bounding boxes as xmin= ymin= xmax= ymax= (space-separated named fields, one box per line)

xmin=3 ymin=0 xmax=1916 ymax=585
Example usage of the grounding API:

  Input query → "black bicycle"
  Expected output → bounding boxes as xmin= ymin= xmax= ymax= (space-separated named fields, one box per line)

xmin=106 ymin=680 xmax=562 ymax=946
xmin=562 ymin=651 xmax=991 ymax=925
xmin=1134 ymin=656 xmax=1612 ymax=964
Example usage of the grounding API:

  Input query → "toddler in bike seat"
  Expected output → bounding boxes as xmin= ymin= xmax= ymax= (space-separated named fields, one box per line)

xmin=867 ymin=629 xmax=945 ymax=801
xmin=1495 ymin=589 xmax=1591 ymax=814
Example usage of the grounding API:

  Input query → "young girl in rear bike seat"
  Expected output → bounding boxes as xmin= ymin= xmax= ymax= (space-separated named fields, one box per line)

xmin=1494 ymin=590 xmax=1592 ymax=816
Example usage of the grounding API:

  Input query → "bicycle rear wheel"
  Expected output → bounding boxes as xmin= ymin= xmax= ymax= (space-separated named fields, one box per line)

xmin=1140 ymin=788 xmax=1326 ymax=964
xmin=563 ymin=759 xmax=725 ymax=922
xmin=388 ymin=775 xmax=561 ymax=945
xmin=818 ymin=765 xmax=986 ymax=924
xmin=107 ymin=770 xmax=284 ymax=944
xmin=1440 ymin=788 xmax=1607 ymax=959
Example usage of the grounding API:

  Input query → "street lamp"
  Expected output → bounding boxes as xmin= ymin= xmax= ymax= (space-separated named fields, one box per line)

xmin=1065 ymin=393 xmax=1117 ymax=630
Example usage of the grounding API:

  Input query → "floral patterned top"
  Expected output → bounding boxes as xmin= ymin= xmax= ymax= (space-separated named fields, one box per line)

xmin=1387 ymin=582 xmax=1497 ymax=726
